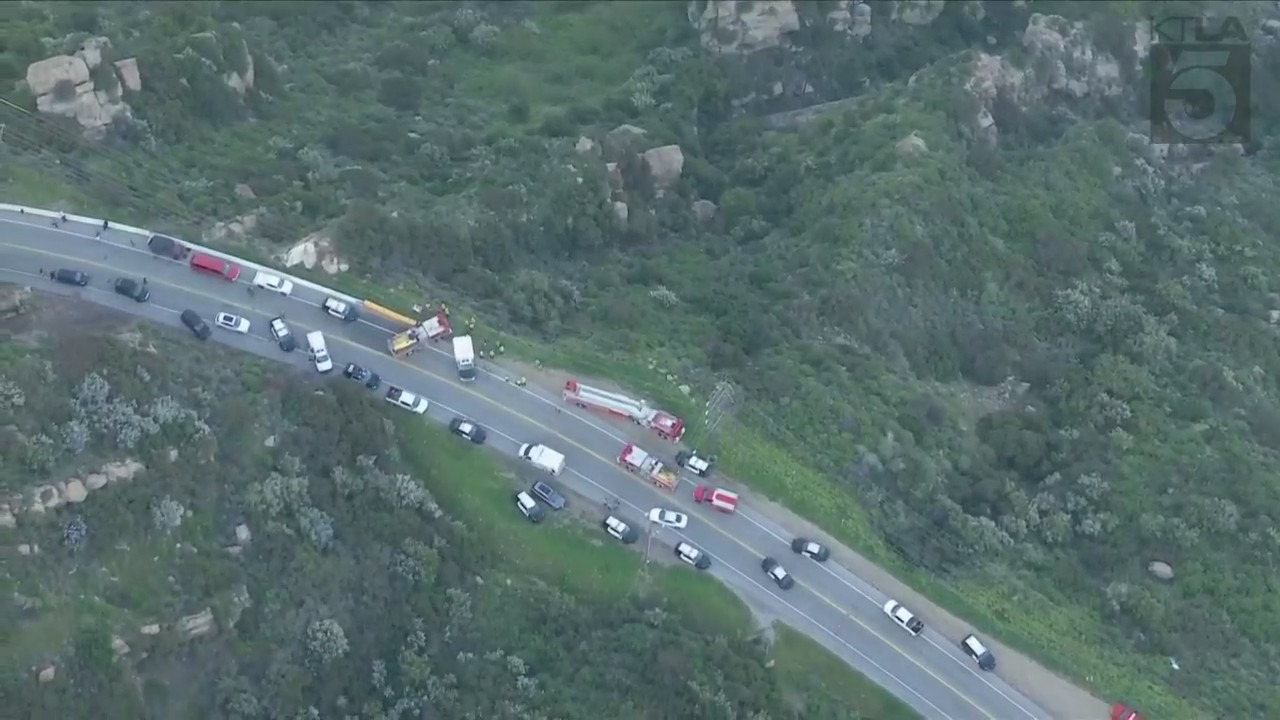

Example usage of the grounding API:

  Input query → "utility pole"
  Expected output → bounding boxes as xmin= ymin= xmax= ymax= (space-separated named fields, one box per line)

xmin=696 ymin=380 xmax=735 ymax=454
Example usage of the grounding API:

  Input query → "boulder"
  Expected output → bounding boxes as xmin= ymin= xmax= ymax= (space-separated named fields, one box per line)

xmin=829 ymin=2 xmax=872 ymax=39
xmin=26 ymin=55 xmax=90 ymax=97
xmin=37 ymin=665 xmax=56 ymax=683
xmin=111 ymin=636 xmax=130 ymax=657
xmin=605 ymin=162 xmax=624 ymax=192
xmin=178 ymin=608 xmax=216 ymax=639
xmin=34 ymin=485 xmax=62 ymax=511
xmin=140 ymin=623 xmax=161 ymax=636
xmin=895 ymin=132 xmax=928 ymax=155
xmin=234 ymin=183 xmax=256 ymax=200
xmin=0 ymin=503 xmax=14 ymax=528
xmin=114 ymin=58 xmax=142 ymax=92
xmin=235 ymin=524 xmax=252 ymax=545
xmin=692 ymin=199 xmax=718 ymax=223
xmin=1148 ymin=561 xmax=1174 ymax=581
xmin=604 ymin=124 xmax=648 ymax=156
xmin=18 ymin=543 xmax=33 ymax=556
xmin=694 ymin=1 xmax=800 ymax=54
xmin=641 ymin=145 xmax=685 ymax=187
xmin=85 ymin=473 xmax=109 ymax=491
xmin=574 ymin=136 xmax=597 ymax=155
xmin=612 ymin=201 xmax=629 ymax=222
xmin=75 ymin=37 xmax=111 ymax=70
xmin=62 ymin=480 xmax=88 ymax=504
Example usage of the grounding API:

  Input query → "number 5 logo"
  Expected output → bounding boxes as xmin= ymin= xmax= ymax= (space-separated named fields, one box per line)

xmin=1152 ymin=43 xmax=1251 ymax=144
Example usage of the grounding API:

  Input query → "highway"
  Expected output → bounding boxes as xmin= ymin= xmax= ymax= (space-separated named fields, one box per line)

xmin=0 ymin=209 xmax=1051 ymax=720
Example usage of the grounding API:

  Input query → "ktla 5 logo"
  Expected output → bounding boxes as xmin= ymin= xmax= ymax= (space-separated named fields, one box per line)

xmin=1150 ymin=15 xmax=1251 ymax=144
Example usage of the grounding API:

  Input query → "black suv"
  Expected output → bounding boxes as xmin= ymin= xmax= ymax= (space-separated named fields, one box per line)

xmin=51 ymin=268 xmax=90 ymax=286
xmin=113 ymin=277 xmax=150 ymax=303
xmin=180 ymin=309 xmax=211 ymax=340
xmin=530 ymin=480 xmax=567 ymax=511
xmin=342 ymin=363 xmax=381 ymax=389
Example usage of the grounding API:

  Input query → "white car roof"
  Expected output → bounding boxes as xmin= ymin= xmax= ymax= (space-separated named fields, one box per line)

xmin=770 ymin=565 xmax=789 ymax=578
xmin=516 ymin=491 xmax=536 ymax=507
xmin=676 ymin=541 xmax=698 ymax=555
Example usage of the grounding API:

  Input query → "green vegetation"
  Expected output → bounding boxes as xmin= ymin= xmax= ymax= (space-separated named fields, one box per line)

xmin=3 ymin=1 xmax=1280 ymax=716
xmin=1 ymin=290 xmax=914 ymax=719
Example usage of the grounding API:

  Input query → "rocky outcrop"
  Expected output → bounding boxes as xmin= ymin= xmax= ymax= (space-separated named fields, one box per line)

xmin=0 ymin=286 xmax=31 ymax=318
xmin=693 ymin=1 xmax=800 ymax=54
xmin=10 ymin=459 xmax=145 ymax=517
xmin=965 ymin=13 xmax=1135 ymax=144
xmin=642 ymin=145 xmax=685 ymax=187
xmin=178 ymin=608 xmax=216 ymax=639
xmin=25 ymin=36 xmax=138 ymax=138
xmin=276 ymin=230 xmax=350 ymax=275
xmin=895 ymin=131 xmax=929 ymax=155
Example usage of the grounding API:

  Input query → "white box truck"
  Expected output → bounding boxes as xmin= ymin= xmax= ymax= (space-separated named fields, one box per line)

xmin=518 ymin=443 xmax=565 ymax=476
xmin=453 ymin=334 xmax=476 ymax=382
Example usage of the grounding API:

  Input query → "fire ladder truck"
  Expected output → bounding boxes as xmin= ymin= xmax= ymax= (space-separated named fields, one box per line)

xmin=563 ymin=379 xmax=685 ymax=441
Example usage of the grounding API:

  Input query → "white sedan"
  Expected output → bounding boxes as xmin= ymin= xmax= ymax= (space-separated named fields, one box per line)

xmin=647 ymin=508 xmax=689 ymax=529
xmin=252 ymin=271 xmax=294 ymax=296
xmin=214 ymin=312 xmax=251 ymax=334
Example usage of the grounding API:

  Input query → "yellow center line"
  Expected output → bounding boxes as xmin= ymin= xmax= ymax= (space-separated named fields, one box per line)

xmin=3 ymin=240 xmax=998 ymax=720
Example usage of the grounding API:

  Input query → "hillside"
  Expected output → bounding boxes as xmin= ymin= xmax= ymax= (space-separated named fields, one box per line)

xmin=3 ymin=1 xmax=1280 ymax=716
xmin=1 ymin=287 xmax=916 ymax=720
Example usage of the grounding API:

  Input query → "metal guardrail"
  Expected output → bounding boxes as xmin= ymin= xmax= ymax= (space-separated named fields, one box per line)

xmin=0 ymin=203 xmax=363 ymax=307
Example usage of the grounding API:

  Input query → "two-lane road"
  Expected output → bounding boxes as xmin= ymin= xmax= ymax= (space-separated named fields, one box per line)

xmin=0 ymin=210 xmax=1052 ymax=720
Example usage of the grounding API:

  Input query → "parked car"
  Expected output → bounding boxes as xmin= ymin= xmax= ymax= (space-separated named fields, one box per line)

xmin=342 ymin=363 xmax=381 ymax=389
xmin=112 ymin=277 xmax=149 ymax=302
xmin=385 ymin=386 xmax=429 ymax=414
xmin=675 ymin=449 xmax=714 ymax=478
xmin=448 ymin=417 xmax=487 ymax=444
xmin=51 ymin=268 xmax=89 ymax=286
xmin=252 ymin=271 xmax=294 ymax=296
xmin=882 ymin=600 xmax=925 ymax=636
xmin=530 ymin=480 xmax=567 ymax=510
xmin=322 ymin=296 xmax=358 ymax=321
xmin=647 ymin=507 xmax=688 ymax=529
xmin=180 ymin=309 xmax=211 ymax=340
xmin=269 ymin=316 xmax=296 ymax=352
xmin=960 ymin=633 xmax=996 ymax=671
xmin=674 ymin=541 xmax=712 ymax=570
xmin=214 ymin=312 xmax=251 ymax=334
xmin=602 ymin=515 xmax=639 ymax=544
xmin=515 ymin=491 xmax=545 ymax=523
xmin=146 ymin=233 xmax=189 ymax=260
xmin=761 ymin=557 xmax=796 ymax=590
xmin=790 ymin=538 xmax=830 ymax=562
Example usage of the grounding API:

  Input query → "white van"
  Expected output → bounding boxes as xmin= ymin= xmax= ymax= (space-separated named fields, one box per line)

xmin=305 ymin=331 xmax=333 ymax=373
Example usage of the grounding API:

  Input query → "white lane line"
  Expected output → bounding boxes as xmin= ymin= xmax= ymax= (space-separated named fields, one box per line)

xmin=419 ymin=396 xmax=958 ymax=720
xmin=3 ymin=217 xmax=1040 ymax=718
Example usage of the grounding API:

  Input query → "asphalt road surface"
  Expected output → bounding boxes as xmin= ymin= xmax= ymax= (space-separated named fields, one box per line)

xmin=0 ymin=209 xmax=1052 ymax=720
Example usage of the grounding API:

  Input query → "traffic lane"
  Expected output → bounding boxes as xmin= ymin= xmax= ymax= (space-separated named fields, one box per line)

xmin=0 ymin=226 xmax=1036 ymax=720
xmin=735 ymin=510 xmax=1048 ymax=718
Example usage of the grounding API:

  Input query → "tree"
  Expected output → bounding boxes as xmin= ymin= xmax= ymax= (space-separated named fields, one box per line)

xmin=305 ymin=619 xmax=349 ymax=668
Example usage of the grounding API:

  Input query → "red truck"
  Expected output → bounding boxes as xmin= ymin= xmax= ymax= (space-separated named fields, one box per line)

xmin=1111 ymin=703 xmax=1143 ymax=720
xmin=693 ymin=485 xmax=739 ymax=514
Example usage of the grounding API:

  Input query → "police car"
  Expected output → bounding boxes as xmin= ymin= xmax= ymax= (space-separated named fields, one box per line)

xmin=791 ymin=537 xmax=831 ymax=562
xmin=675 ymin=541 xmax=712 ymax=570
xmin=514 ymin=491 xmax=545 ymax=523
xmin=961 ymin=633 xmax=996 ymax=670
xmin=675 ymin=449 xmax=714 ymax=478
xmin=761 ymin=557 xmax=796 ymax=589
xmin=602 ymin=515 xmax=639 ymax=544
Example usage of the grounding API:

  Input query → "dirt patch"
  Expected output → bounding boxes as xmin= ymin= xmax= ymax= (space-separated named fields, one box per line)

xmin=0 ymin=284 xmax=134 ymax=340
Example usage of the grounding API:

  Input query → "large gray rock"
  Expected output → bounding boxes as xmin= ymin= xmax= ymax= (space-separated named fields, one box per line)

xmin=641 ymin=145 xmax=685 ymax=187
xmin=26 ymin=55 xmax=90 ymax=97
xmin=693 ymin=1 xmax=800 ymax=54
xmin=114 ymin=58 xmax=142 ymax=92
xmin=1148 ymin=560 xmax=1174 ymax=581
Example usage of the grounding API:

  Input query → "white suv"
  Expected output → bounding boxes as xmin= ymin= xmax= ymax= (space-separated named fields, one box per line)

xmin=515 ymin=491 xmax=545 ymax=523
xmin=252 ymin=271 xmax=294 ymax=296
xmin=883 ymin=600 xmax=925 ymax=636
